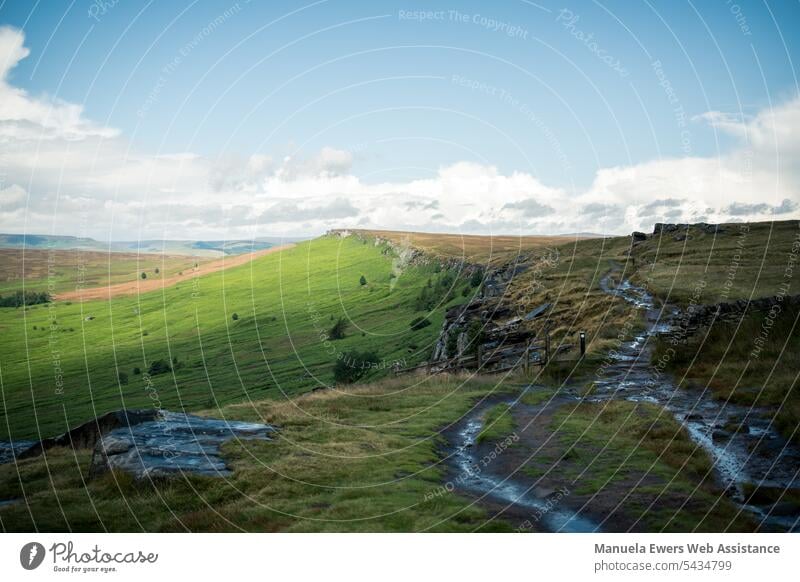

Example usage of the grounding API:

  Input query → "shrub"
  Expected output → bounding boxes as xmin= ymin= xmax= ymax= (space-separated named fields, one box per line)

xmin=446 ymin=326 xmax=462 ymax=357
xmin=232 ymin=312 xmax=239 ymax=321
xmin=359 ymin=275 xmax=367 ymax=286
xmin=409 ymin=316 xmax=431 ymax=331
xmin=415 ymin=269 xmax=459 ymax=311
xmin=147 ymin=359 xmax=172 ymax=376
xmin=132 ymin=367 xmax=141 ymax=375
xmin=154 ymin=267 xmax=160 ymax=274
xmin=141 ymin=272 xmax=147 ymax=280
xmin=333 ymin=350 xmax=380 ymax=384
xmin=329 ymin=317 xmax=348 ymax=340
xmin=118 ymin=372 xmax=129 ymax=385
xmin=0 ymin=291 xmax=51 ymax=308
xmin=470 ymin=269 xmax=484 ymax=288
xmin=464 ymin=320 xmax=485 ymax=356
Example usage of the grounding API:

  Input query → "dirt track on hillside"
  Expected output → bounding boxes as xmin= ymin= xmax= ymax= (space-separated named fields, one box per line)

xmin=55 ymin=244 xmax=294 ymax=302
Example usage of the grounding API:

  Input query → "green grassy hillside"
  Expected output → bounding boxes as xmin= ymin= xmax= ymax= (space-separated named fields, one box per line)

xmin=0 ymin=235 xmax=466 ymax=439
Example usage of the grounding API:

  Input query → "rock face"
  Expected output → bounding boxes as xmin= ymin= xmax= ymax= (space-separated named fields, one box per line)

xmin=429 ymin=257 xmax=553 ymax=372
xmin=89 ymin=411 xmax=276 ymax=479
xmin=653 ymin=222 xmax=724 ymax=235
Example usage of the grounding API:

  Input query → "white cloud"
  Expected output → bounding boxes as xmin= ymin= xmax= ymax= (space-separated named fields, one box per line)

xmin=0 ymin=26 xmax=798 ymax=241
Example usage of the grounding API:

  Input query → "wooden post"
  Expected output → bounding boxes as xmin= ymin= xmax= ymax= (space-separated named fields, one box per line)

xmin=544 ymin=328 xmax=550 ymax=366
xmin=579 ymin=331 xmax=586 ymax=357
xmin=524 ymin=340 xmax=530 ymax=375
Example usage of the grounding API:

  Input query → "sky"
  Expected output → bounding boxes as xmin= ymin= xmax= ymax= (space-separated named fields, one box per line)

xmin=0 ymin=0 xmax=799 ymax=240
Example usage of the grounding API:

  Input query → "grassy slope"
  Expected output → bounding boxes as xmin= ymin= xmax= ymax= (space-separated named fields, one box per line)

xmin=0 ymin=249 xmax=208 ymax=295
xmin=655 ymin=303 xmax=800 ymax=443
xmin=0 ymin=376 xmax=513 ymax=532
xmin=0 ymin=235 xmax=465 ymax=439
xmin=641 ymin=221 xmax=800 ymax=442
xmin=503 ymin=234 xmax=640 ymax=357
xmin=631 ymin=220 xmax=800 ymax=305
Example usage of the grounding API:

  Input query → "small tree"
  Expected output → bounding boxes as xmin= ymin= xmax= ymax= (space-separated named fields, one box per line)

xmin=333 ymin=350 xmax=380 ymax=384
xmin=118 ymin=372 xmax=129 ymax=385
xmin=155 ymin=267 xmax=160 ymax=274
xmin=232 ymin=312 xmax=239 ymax=321
xmin=409 ymin=316 xmax=431 ymax=331
xmin=141 ymin=272 xmax=147 ymax=280
xmin=147 ymin=359 xmax=172 ymax=376
xmin=329 ymin=317 xmax=348 ymax=340
xmin=359 ymin=275 xmax=367 ymax=286
xmin=469 ymin=269 xmax=484 ymax=288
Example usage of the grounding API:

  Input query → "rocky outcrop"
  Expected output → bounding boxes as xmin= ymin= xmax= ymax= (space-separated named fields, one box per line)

xmin=89 ymin=411 xmax=276 ymax=479
xmin=0 ymin=409 xmax=276 ymax=480
xmin=327 ymin=228 xmax=484 ymax=275
xmin=675 ymin=294 xmax=800 ymax=334
xmin=429 ymin=258 xmax=551 ymax=372
xmin=653 ymin=222 xmax=726 ymax=235
xmin=14 ymin=409 xmax=161 ymax=460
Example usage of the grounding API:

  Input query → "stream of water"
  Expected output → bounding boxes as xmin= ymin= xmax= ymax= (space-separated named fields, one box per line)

xmin=446 ymin=270 xmax=799 ymax=532
xmin=591 ymin=271 xmax=800 ymax=530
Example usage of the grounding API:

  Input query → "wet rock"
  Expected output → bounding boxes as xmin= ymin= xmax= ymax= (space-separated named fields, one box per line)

xmin=712 ymin=430 xmax=731 ymax=443
xmin=524 ymin=303 xmax=551 ymax=321
xmin=722 ymin=420 xmax=750 ymax=434
xmin=17 ymin=409 xmax=161 ymax=460
xmin=0 ymin=439 xmax=37 ymax=464
xmin=89 ymin=411 xmax=276 ymax=479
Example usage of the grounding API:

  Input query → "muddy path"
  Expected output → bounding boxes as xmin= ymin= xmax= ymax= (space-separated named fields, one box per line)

xmin=441 ymin=266 xmax=800 ymax=532
xmin=439 ymin=390 xmax=600 ymax=532
xmin=594 ymin=268 xmax=800 ymax=529
xmin=54 ymin=244 xmax=294 ymax=302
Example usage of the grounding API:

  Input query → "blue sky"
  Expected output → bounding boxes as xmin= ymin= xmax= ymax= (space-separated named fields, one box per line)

xmin=1 ymin=0 xmax=799 ymax=239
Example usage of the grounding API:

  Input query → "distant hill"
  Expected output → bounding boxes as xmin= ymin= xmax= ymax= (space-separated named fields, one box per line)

xmin=0 ymin=233 xmax=306 ymax=257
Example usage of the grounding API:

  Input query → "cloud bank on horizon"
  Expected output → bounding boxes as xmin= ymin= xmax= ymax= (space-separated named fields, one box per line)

xmin=0 ymin=25 xmax=798 ymax=241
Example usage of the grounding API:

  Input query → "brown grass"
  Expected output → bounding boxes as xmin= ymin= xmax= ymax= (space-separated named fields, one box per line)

xmin=339 ymin=229 xmax=597 ymax=265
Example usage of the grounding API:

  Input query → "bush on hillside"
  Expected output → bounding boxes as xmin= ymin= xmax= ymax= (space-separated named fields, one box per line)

xmin=0 ymin=291 xmax=51 ymax=308
xmin=147 ymin=359 xmax=172 ymax=376
xmin=333 ymin=350 xmax=380 ymax=384
xmin=329 ymin=317 xmax=348 ymax=340
xmin=409 ymin=316 xmax=431 ymax=331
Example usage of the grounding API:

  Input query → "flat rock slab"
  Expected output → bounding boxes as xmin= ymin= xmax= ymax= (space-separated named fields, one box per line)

xmin=90 ymin=411 xmax=276 ymax=479
xmin=0 ymin=440 xmax=37 ymax=464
